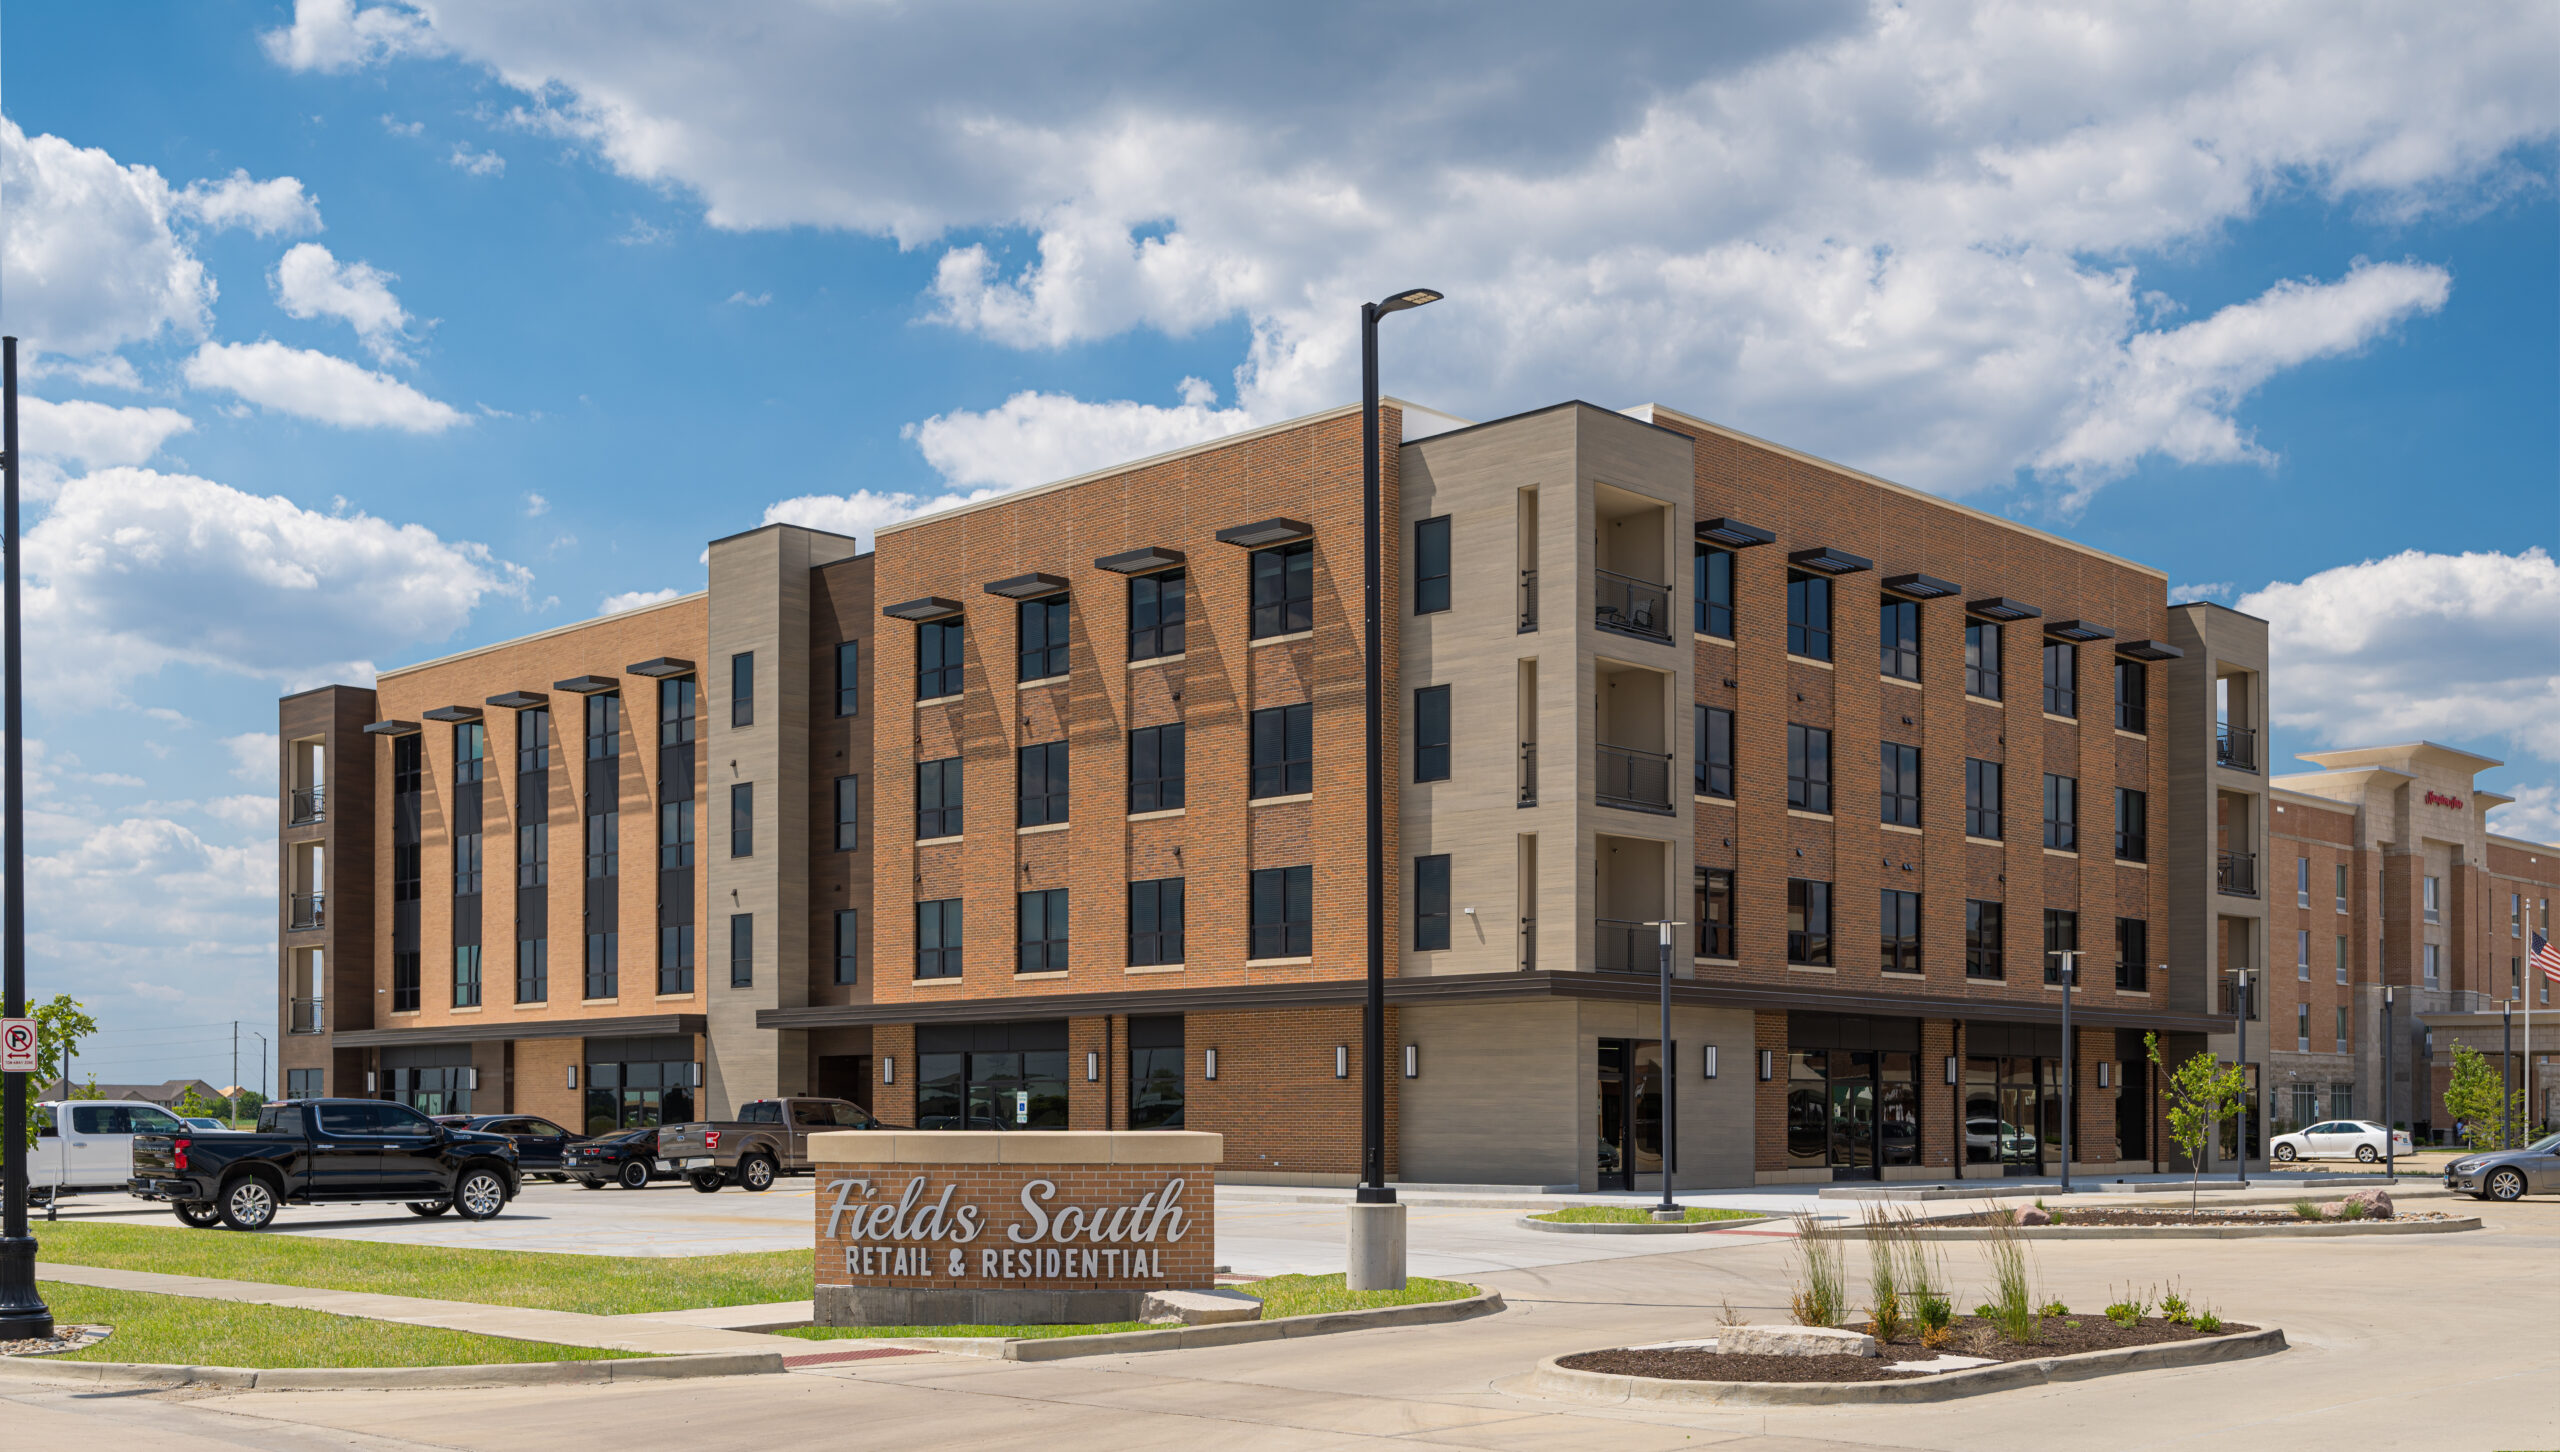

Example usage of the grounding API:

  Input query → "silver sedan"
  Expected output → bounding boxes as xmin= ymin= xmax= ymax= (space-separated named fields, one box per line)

xmin=2444 ymin=1133 xmax=2560 ymax=1201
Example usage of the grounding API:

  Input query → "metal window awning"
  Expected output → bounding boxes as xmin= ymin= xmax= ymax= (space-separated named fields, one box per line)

xmin=420 ymin=705 xmax=483 ymax=723
xmin=1093 ymin=546 xmax=1186 ymax=574
xmin=1695 ymin=517 xmax=1777 ymax=548
xmin=362 ymin=719 xmax=420 ymax=737
xmin=626 ymin=657 xmax=694 ymax=678
xmin=484 ymin=691 xmax=549 ymax=709
xmin=881 ymin=597 xmax=965 ymax=623
xmin=982 ymin=572 xmax=1069 ymax=600
xmin=2114 ymin=638 xmax=2185 ymax=661
xmin=1882 ymin=572 xmax=1961 ymax=600
xmin=552 ymin=675 xmax=620 ymax=694
xmin=1213 ymin=517 xmax=1312 ymax=548
xmin=2044 ymin=619 xmax=2116 ymax=643
xmin=1965 ymin=596 xmax=2042 ymax=621
xmin=1787 ymin=545 xmax=1873 ymax=575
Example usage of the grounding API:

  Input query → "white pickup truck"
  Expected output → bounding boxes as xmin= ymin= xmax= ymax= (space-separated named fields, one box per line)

xmin=32 ymin=1099 xmax=205 ymax=1203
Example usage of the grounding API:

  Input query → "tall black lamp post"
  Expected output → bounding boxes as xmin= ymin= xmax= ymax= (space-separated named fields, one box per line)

xmin=1348 ymin=288 xmax=1439 ymax=1291
xmin=0 ymin=337 xmax=49 ymax=1340
xmin=2382 ymin=984 xmax=2395 ymax=1180
xmin=1646 ymin=919 xmax=1685 ymax=1220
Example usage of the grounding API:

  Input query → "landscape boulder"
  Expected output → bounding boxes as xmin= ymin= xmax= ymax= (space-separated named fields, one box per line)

xmin=1140 ymin=1288 xmax=1263 ymax=1326
xmin=2017 ymin=1205 xmax=2052 ymax=1225
xmin=1718 ymin=1325 xmax=1880 ymax=1358
xmin=2345 ymin=1188 xmax=2394 ymax=1219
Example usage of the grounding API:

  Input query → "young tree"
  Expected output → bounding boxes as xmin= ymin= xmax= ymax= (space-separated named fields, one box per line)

xmin=15 ymin=994 xmax=98 ymax=1152
xmin=2441 ymin=1044 xmax=2525 ymax=1151
xmin=175 ymin=1085 xmax=226 ymax=1121
xmin=2146 ymin=1032 xmax=2253 ymax=1211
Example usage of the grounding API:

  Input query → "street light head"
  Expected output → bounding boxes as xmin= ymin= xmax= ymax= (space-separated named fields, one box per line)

xmin=1376 ymin=288 xmax=1444 ymax=314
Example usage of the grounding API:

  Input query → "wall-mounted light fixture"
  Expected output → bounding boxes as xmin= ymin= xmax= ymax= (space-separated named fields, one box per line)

xmin=465 ymin=1067 xmax=480 ymax=1091
xmin=1944 ymin=1056 xmax=1958 ymax=1086
xmin=2097 ymin=1062 xmax=2112 ymax=1089
xmin=1758 ymin=1049 xmax=1774 ymax=1081
xmin=367 ymin=1071 xmax=379 ymax=1092
xmin=1335 ymin=1045 xmax=1349 ymax=1079
xmin=881 ymin=1057 xmax=896 ymax=1085
xmin=1702 ymin=1045 xmax=1719 ymax=1079
xmin=565 ymin=1066 xmax=576 ymax=1090
xmin=1403 ymin=1044 xmax=1419 ymax=1079
xmin=1204 ymin=1048 xmax=1219 ymax=1081
xmin=1085 ymin=1051 xmax=1100 ymax=1083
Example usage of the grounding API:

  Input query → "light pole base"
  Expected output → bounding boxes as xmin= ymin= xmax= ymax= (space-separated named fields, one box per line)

xmin=1345 ymin=1202 xmax=1407 ymax=1291
xmin=1650 ymin=1206 xmax=1686 ymax=1223
xmin=0 ymin=1235 xmax=51 ymax=1341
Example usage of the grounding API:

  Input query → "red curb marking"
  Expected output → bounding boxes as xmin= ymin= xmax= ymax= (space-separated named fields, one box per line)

xmin=782 ymin=1347 xmax=934 ymax=1368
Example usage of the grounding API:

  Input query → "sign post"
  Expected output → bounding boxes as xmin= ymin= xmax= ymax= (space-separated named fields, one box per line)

xmin=0 ymin=336 xmax=49 ymax=1341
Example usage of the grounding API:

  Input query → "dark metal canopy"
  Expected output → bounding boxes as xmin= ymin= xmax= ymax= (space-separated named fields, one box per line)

xmin=485 ymin=691 xmax=549 ymax=709
xmin=420 ymin=705 xmax=482 ymax=723
xmin=881 ymin=596 xmax=964 ymax=623
xmin=1966 ymin=596 xmax=2042 ymax=621
xmin=1093 ymin=546 xmax=1186 ymax=575
xmin=1787 ymin=545 xmax=1873 ymax=575
xmin=982 ymin=572 xmax=1068 ymax=600
xmin=552 ymin=675 xmax=619 ymax=694
xmin=625 ymin=657 xmax=694 ymax=678
xmin=1695 ymin=516 xmax=1777 ymax=549
xmin=2115 ymin=638 xmax=2185 ymax=661
xmin=1882 ymin=572 xmax=1961 ymax=600
xmin=362 ymin=719 xmax=420 ymax=737
xmin=2044 ymin=619 xmax=2116 ymax=642
xmin=1213 ymin=517 xmax=1312 ymax=549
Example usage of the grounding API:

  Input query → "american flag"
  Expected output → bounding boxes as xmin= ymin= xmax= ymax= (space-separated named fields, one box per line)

xmin=2537 ymin=930 xmax=2560 ymax=985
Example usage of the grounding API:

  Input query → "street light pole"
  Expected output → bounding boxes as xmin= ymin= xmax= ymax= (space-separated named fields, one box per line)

xmin=2234 ymin=968 xmax=2251 ymax=1189
xmin=1646 ymin=919 xmax=1685 ymax=1221
xmin=0 ymin=337 xmax=50 ymax=1340
xmin=2502 ymin=999 xmax=2514 ymax=1148
xmin=1348 ymin=288 xmax=1440 ymax=1293
xmin=2053 ymin=949 xmax=2078 ymax=1193
xmin=2383 ymin=984 xmax=2395 ymax=1181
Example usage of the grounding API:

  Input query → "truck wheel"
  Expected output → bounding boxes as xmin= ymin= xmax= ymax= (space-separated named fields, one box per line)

xmin=173 ymin=1201 xmax=222 ymax=1229
xmin=217 ymin=1175 xmax=279 ymax=1231
xmin=618 ymin=1159 xmax=652 ymax=1190
xmin=454 ymin=1167 xmax=509 ymax=1221
xmin=739 ymin=1154 xmax=777 ymax=1192
xmin=689 ymin=1171 xmax=725 ymax=1194
xmin=406 ymin=1200 xmax=453 ymax=1217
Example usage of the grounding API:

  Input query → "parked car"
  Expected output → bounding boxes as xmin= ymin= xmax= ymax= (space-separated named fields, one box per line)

xmin=1964 ymin=1117 xmax=2036 ymax=1160
xmin=563 ymin=1126 xmax=692 ymax=1190
xmin=434 ymin=1114 xmax=586 ymax=1181
xmin=29 ymin=1099 xmax=194 ymax=1203
xmin=2444 ymin=1133 xmax=2560 ymax=1201
xmin=179 ymin=1116 xmax=233 ymax=1132
xmin=2269 ymin=1120 xmax=2414 ymax=1164
xmin=656 ymin=1097 xmax=896 ymax=1193
xmin=128 ymin=1098 xmax=520 ymax=1230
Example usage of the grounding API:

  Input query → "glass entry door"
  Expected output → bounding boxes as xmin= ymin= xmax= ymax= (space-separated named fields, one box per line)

xmin=1966 ymin=1055 xmax=2049 ymax=1175
xmin=1596 ymin=1038 xmax=1662 ymax=1189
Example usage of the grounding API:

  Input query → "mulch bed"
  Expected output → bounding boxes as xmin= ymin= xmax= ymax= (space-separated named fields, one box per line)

xmin=1927 ymin=1207 xmax=2455 ymax=1228
xmin=1560 ymin=1316 xmax=2255 ymax=1383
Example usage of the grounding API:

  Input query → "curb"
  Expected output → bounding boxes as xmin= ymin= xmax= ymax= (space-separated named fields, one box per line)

xmin=1515 ymin=1215 xmax=1775 ymax=1236
xmin=1530 ymin=1326 xmax=2287 ymax=1406
xmin=0 ymin=1349 xmax=785 ymax=1390
xmin=1902 ymin=1216 xmax=2481 ymax=1241
xmin=805 ymin=1289 xmax=1506 ymax=1362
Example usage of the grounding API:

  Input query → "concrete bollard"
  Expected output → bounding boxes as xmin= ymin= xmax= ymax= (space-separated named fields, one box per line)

xmin=1345 ymin=1201 xmax=1408 ymax=1290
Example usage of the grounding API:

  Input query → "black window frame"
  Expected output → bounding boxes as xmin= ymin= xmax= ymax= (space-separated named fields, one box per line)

xmin=1965 ymin=757 xmax=2003 ymax=840
xmin=584 ymin=806 xmax=618 ymax=878
xmin=2115 ymin=786 xmax=2147 ymax=863
xmin=584 ymin=693 xmax=620 ymax=761
xmin=1017 ymin=594 xmax=1070 ymax=683
xmin=393 ymin=949 xmax=421 ymax=1012
xmin=657 ymin=923 xmax=693 ymax=995
xmin=917 ymin=619 xmax=965 ymax=701
xmin=1965 ymin=620 xmax=2001 ymax=700
xmin=1250 ymin=702 xmax=1313 ymax=798
xmin=516 ymin=937 xmax=547 ymax=1003
xmin=1017 ymin=887 xmax=1069 ymax=973
xmin=729 ymin=912 xmax=753 ymax=988
xmin=730 ymin=652 xmax=754 ymax=728
xmin=1787 ymin=723 xmax=1832 ymax=814
xmin=1880 ymin=742 xmax=1921 ymax=827
xmin=1880 ymin=888 xmax=1921 ymax=974
xmin=2043 ymin=772 xmax=2078 ymax=851
xmin=1129 ymin=877 xmax=1185 ymax=966
xmin=1786 ymin=878 xmax=1832 ymax=966
xmin=2115 ymin=658 xmax=2147 ymax=733
xmin=1128 ymin=723 xmax=1186 ymax=814
xmin=917 ymin=757 xmax=963 ymax=839
xmin=2042 ymin=640 xmax=2077 ymax=717
xmin=1965 ymin=900 xmax=2004 ymax=980
xmin=2044 ymin=908 xmax=2080 ymax=985
xmin=1413 ymin=685 xmax=1451 ymax=783
xmin=835 ymin=639 xmax=861 ymax=717
xmin=658 ymin=798 xmax=694 ymax=869
xmin=453 ymin=830 xmax=483 ymax=895
xmin=1878 ymin=597 xmax=1920 ymax=682
xmin=1249 ymin=864 xmax=1313 ymax=960
xmin=2115 ymin=916 xmax=2148 ymax=991
xmin=915 ymin=898 xmax=963 ymax=979
xmin=1695 ymin=545 xmax=1734 ymax=639
xmin=1127 ymin=569 xmax=1186 ymax=662
xmin=832 ymin=908 xmax=859 ymax=985
xmin=517 ymin=821 xmax=548 ymax=887
xmin=1413 ymin=853 xmax=1451 ymax=951
xmin=659 ymin=677 xmax=697 ymax=747
xmin=454 ymin=721 xmax=486 ymax=784
xmin=730 ymin=781 xmax=754 ymax=857
xmin=517 ymin=707 xmax=550 ymax=772
xmin=1250 ymin=540 xmax=1314 ymax=639
xmin=1413 ymin=515 xmax=1451 ymax=614
xmin=1786 ymin=571 xmax=1832 ymax=661
xmin=834 ymin=774 xmax=860 ymax=851
xmin=1696 ymin=867 xmax=1735 ymax=959
xmin=1016 ymin=740 xmax=1069 ymax=827
xmin=1696 ymin=705 xmax=1733 ymax=798
xmin=454 ymin=943 xmax=483 ymax=1008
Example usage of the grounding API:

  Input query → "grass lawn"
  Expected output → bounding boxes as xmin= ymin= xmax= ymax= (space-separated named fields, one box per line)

xmin=777 ymin=1272 xmax=1481 ymax=1342
xmin=36 ymin=1283 xmax=639 ymax=1368
xmin=1530 ymin=1205 xmax=1759 ymax=1225
xmin=33 ymin=1222 xmax=809 ymax=1316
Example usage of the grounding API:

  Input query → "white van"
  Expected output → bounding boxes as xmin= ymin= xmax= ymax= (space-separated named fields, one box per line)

xmin=33 ymin=1099 xmax=194 ymax=1201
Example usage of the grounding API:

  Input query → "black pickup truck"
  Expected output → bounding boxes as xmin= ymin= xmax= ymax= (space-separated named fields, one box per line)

xmin=129 ymin=1097 xmax=520 ymax=1231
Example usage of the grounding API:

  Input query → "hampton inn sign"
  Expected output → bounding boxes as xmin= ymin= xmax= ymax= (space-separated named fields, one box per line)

xmin=809 ymin=1129 xmax=1222 ymax=1326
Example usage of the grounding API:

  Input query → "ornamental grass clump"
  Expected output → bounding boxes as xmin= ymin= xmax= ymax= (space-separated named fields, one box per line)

xmin=2292 ymin=1199 xmax=2322 ymax=1221
xmin=1787 ymin=1214 xmax=1847 ymax=1328
xmin=1979 ymin=1209 xmax=2041 ymax=1344
xmin=1861 ymin=1207 xmax=1909 ymax=1342
xmin=2338 ymin=1197 xmax=2369 ymax=1221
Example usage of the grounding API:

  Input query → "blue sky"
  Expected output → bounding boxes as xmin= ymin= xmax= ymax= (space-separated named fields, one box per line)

xmin=4 ymin=1 xmax=2554 ymax=1088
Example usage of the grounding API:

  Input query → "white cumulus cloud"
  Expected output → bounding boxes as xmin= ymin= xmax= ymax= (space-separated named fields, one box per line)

xmin=0 ymin=118 xmax=212 ymax=358
xmin=18 ymin=396 xmax=193 ymax=484
xmin=449 ymin=143 xmax=505 ymax=177
xmin=261 ymin=0 xmax=441 ymax=73
xmin=273 ymin=243 xmax=414 ymax=363
xmin=175 ymin=169 xmax=323 ymax=236
xmin=184 ymin=339 xmax=462 ymax=432
xmin=600 ymin=587 xmax=682 ymax=614
xmin=2488 ymin=785 xmax=2560 ymax=847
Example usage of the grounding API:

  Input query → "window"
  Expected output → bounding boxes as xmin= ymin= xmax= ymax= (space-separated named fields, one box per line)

xmin=1880 ymin=743 xmax=1921 ymax=827
xmin=652 ymin=679 xmax=694 ymax=749
xmin=394 ymin=840 xmax=421 ymax=902
xmin=1250 ymin=703 xmax=1313 ymax=797
xmin=916 ymin=899 xmax=963 ymax=979
xmin=1696 ymin=706 xmax=1733 ymax=798
xmin=2297 ymin=856 xmax=2311 ymax=908
xmin=730 ymin=782 xmax=754 ymax=857
xmin=1786 ymin=572 xmax=1831 ymax=660
xmin=585 ymin=807 xmax=619 ymax=878
xmin=454 ymin=722 xmax=486 ymax=783
xmin=1965 ymin=621 xmax=2001 ymax=699
xmin=917 ymin=619 xmax=965 ymax=700
xmin=1018 ymin=888 xmax=1069 ymax=973
xmin=1017 ymin=595 xmax=1069 ymax=682
xmin=583 ymin=931 xmax=616 ymax=999
xmin=1880 ymin=889 xmax=1921 ymax=974
xmin=1965 ymin=759 xmax=2003 ymax=840
xmin=1696 ymin=546 xmax=1733 ymax=638
xmin=393 ymin=732 xmax=422 ymax=793
xmin=730 ymin=653 xmax=754 ymax=727
xmin=2116 ymin=788 xmax=2147 ymax=862
xmin=835 ymin=640 xmax=861 ymax=717
xmin=1966 ymin=900 xmax=2004 ymax=979
xmin=2512 ymin=892 xmax=2523 ymax=936
xmin=2044 ymin=909 xmax=2078 ymax=984
xmin=2115 ymin=659 xmax=2146 ymax=733
xmin=453 ymin=831 xmax=483 ymax=895
xmin=2336 ymin=1005 xmax=2350 ymax=1053
xmin=2335 ymin=864 xmax=2348 ymax=912
xmin=1787 ymin=724 xmax=1832 ymax=814
xmin=1128 ymin=569 xmax=1185 ymax=661
xmin=2116 ymin=917 xmax=2148 ymax=991
xmin=2042 ymin=640 xmax=2077 ymax=717
xmin=2297 ymin=1003 xmax=2310 ymax=1053
xmin=1128 ymin=724 xmax=1185 ymax=813
xmin=1414 ymin=515 xmax=1451 ymax=614
xmin=517 ymin=822 xmax=548 ymax=887
xmin=917 ymin=758 xmax=963 ymax=839
xmin=516 ymin=938 xmax=547 ymax=1003
xmin=2423 ymin=875 xmax=2441 ymax=924
xmin=659 ymin=800 xmax=694 ymax=869
xmin=585 ymin=692 xmax=621 ymax=759
xmin=1250 ymin=865 xmax=1313 ymax=959
xmin=1414 ymin=686 xmax=1451 ymax=782
xmin=2333 ymin=1082 xmax=2355 ymax=1119
xmin=1697 ymin=868 xmax=1734 ymax=958
xmin=2043 ymin=773 xmax=2078 ymax=851
xmin=834 ymin=775 xmax=860 ymax=851
xmin=393 ymin=950 xmax=421 ymax=1012
xmin=517 ymin=707 xmax=550 ymax=772
xmin=2423 ymin=942 xmax=2440 ymax=986
xmin=730 ymin=913 xmax=753 ymax=988
xmin=1129 ymin=878 xmax=1184 ymax=966
xmin=1250 ymin=540 xmax=1314 ymax=639
xmin=286 ymin=1068 xmax=323 ymax=1100
xmin=453 ymin=944 xmax=482 ymax=1008
xmin=2336 ymin=934 xmax=2349 ymax=985
xmin=833 ymin=909 xmax=861 ymax=985
xmin=1128 ymin=1015 xmax=1185 ymax=1130
xmin=1879 ymin=598 xmax=1920 ymax=681
xmin=1414 ymin=854 xmax=1451 ymax=950
xmin=2297 ymin=928 xmax=2311 ymax=980
xmin=1787 ymin=879 xmax=1832 ymax=965
xmin=1016 ymin=740 xmax=1069 ymax=826
xmin=658 ymin=924 xmax=693 ymax=994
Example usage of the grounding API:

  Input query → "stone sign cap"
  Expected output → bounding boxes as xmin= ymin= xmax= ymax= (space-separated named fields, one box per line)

xmin=807 ymin=1129 xmax=1223 ymax=1166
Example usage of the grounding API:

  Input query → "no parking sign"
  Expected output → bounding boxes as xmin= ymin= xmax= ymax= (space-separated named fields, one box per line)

xmin=0 ymin=1018 xmax=33 ymax=1073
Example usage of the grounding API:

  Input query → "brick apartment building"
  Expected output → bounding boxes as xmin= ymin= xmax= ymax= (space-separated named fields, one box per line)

xmin=275 ymin=397 xmax=2558 ymax=1181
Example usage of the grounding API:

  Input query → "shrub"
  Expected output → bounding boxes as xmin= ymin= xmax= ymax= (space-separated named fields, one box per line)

xmin=2160 ymin=1283 xmax=2192 ymax=1326
xmin=1918 ymin=1322 xmax=1956 ymax=1351
xmin=2291 ymin=1199 xmax=2322 ymax=1221
xmin=2036 ymin=1298 xmax=2069 ymax=1318
xmin=1788 ymin=1215 xmax=1846 ymax=1328
xmin=2104 ymin=1284 xmax=2148 ymax=1327
xmin=2192 ymin=1308 xmax=2224 ymax=1334
xmin=1974 ymin=1302 xmax=1998 ymax=1318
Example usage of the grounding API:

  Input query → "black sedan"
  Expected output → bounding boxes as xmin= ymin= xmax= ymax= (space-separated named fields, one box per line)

xmin=434 ymin=1114 xmax=587 ymax=1181
xmin=563 ymin=1127 xmax=683 ymax=1190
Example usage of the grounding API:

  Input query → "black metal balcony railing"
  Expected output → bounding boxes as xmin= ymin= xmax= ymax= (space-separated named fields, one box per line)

xmin=2217 ymin=851 xmax=2258 ymax=898
xmin=2217 ymin=723 xmax=2257 ymax=772
xmin=289 ymin=892 xmax=326 ymax=930
xmin=1593 ymin=569 xmax=1671 ymax=643
xmin=1596 ymin=743 xmax=1674 ymax=815
xmin=1517 ymin=742 xmax=1538 ymax=808
xmin=2218 ymin=981 xmax=2263 ymax=1020
xmin=289 ymin=997 xmax=325 ymax=1034
xmin=1518 ymin=569 xmax=1539 ymax=633
xmin=289 ymin=786 xmax=325 ymax=825
xmin=1596 ymin=918 xmax=1656 ymax=974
